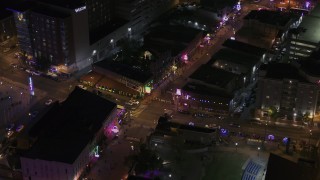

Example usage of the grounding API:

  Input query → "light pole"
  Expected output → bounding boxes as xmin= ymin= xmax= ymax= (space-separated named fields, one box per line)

xmin=257 ymin=147 xmax=261 ymax=157
xmin=308 ymin=130 xmax=312 ymax=145
xmin=235 ymin=142 xmax=238 ymax=152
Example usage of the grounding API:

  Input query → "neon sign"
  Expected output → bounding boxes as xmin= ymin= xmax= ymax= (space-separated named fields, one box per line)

xmin=75 ymin=6 xmax=86 ymax=13
xmin=29 ymin=77 xmax=35 ymax=96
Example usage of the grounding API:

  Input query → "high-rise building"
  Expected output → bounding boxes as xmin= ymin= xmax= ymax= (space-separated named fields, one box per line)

xmin=7 ymin=0 xmax=91 ymax=73
xmin=85 ymin=0 xmax=113 ymax=31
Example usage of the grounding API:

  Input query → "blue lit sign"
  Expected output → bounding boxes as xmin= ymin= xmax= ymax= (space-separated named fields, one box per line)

xmin=29 ymin=77 xmax=35 ymax=96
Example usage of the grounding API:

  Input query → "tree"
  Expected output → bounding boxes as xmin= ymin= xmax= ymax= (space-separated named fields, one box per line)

xmin=302 ymin=112 xmax=312 ymax=125
xmin=268 ymin=106 xmax=279 ymax=120
xmin=125 ymin=143 xmax=163 ymax=175
xmin=36 ymin=56 xmax=51 ymax=71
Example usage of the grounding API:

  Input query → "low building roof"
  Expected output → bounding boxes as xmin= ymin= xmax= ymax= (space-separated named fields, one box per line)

xmin=222 ymin=39 xmax=266 ymax=57
xmin=182 ymin=83 xmax=232 ymax=99
xmin=189 ymin=64 xmax=237 ymax=88
xmin=25 ymin=87 xmax=116 ymax=164
xmin=96 ymin=77 xmax=140 ymax=95
xmin=244 ymin=10 xmax=296 ymax=27
xmin=208 ymin=48 xmax=261 ymax=69
xmin=145 ymin=25 xmax=202 ymax=45
xmin=94 ymin=60 xmax=153 ymax=84
xmin=80 ymin=71 xmax=103 ymax=85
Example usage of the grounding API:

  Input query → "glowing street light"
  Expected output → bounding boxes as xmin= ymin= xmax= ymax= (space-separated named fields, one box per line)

xmin=257 ymin=147 xmax=261 ymax=157
xmin=235 ymin=142 xmax=238 ymax=151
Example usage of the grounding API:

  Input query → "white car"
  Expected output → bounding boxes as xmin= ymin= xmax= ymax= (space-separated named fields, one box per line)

xmin=129 ymin=99 xmax=139 ymax=105
xmin=77 ymin=84 xmax=87 ymax=90
xmin=45 ymin=99 xmax=53 ymax=105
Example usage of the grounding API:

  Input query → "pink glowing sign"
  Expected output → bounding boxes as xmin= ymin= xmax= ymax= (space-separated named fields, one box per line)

xmin=181 ymin=54 xmax=188 ymax=61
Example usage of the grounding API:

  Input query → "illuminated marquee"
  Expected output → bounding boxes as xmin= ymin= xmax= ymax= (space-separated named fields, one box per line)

xmin=74 ymin=6 xmax=86 ymax=13
xmin=29 ymin=76 xmax=35 ymax=96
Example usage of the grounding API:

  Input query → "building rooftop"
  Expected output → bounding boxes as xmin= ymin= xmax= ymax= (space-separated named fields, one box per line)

xmin=182 ymin=83 xmax=232 ymax=99
xmin=244 ymin=10 xmax=295 ymax=27
xmin=261 ymin=63 xmax=309 ymax=82
xmin=145 ymin=25 xmax=202 ymax=45
xmin=32 ymin=6 xmax=70 ymax=18
xmin=25 ymin=87 xmax=116 ymax=164
xmin=296 ymin=15 xmax=320 ymax=44
xmin=189 ymin=64 xmax=237 ymax=88
xmin=36 ymin=0 xmax=85 ymax=10
xmin=94 ymin=60 xmax=153 ymax=84
xmin=222 ymin=39 xmax=267 ymax=57
xmin=265 ymin=153 xmax=317 ymax=180
xmin=207 ymin=48 xmax=261 ymax=69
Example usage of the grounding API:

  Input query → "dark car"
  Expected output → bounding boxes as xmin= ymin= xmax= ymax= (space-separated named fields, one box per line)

xmin=178 ymin=109 xmax=190 ymax=114
xmin=229 ymin=123 xmax=241 ymax=128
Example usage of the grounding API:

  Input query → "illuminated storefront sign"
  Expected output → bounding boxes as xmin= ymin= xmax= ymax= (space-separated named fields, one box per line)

xmin=145 ymin=86 xmax=151 ymax=94
xmin=75 ymin=6 xmax=86 ymax=13
xmin=29 ymin=76 xmax=35 ymax=96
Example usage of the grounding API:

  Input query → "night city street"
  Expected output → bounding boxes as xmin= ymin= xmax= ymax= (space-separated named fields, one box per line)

xmin=0 ymin=0 xmax=320 ymax=180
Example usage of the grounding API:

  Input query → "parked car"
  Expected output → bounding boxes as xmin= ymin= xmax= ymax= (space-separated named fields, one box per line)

xmin=6 ymin=123 xmax=15 ymax=131
xmin=229 ymin=122 xmax=241 ymax=128
xmin=15 ymin=124 xmax=24 ymax=132
xmin=77 ymin=84 xmax=87 ymax=90
xmin=45 ymin=99 xmax=53 ymax=105
xmin=30 ymin=111 xmax=39 ymax=118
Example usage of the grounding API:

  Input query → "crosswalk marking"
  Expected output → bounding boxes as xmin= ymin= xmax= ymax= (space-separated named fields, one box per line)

xmin=131 ymin=105 xmax=147 ymax=117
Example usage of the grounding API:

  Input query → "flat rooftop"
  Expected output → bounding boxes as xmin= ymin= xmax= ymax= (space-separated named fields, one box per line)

xmin=94 ymin=60 xmax=153 ymax=84
xmin=145 ymin=25 xmax=202 ymax=45
xmin=244 ymin=10 xmax=295 ymax=27
xmin=25 ymin=87 xmax=116 ymax=164
xmin=222 ymin=39 xmax=266 ymax=57
xmin=182 ymin=83 xmax=232 ymax=99
xmin=296 ymin=15 xmax=320 ymax=44
xmin=207 ymin=48 xmax=260 ymax=69
xmin=261 ymin=63 xmax=309 ymax=82
xmin=189 ymin=64 xmax=237 ymax=88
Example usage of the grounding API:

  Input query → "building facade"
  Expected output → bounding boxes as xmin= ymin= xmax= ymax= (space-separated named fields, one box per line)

xmin=256 ymin=64 xmax=319 ymax=119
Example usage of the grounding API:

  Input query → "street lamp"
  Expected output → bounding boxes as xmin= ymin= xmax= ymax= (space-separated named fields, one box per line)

xmin=257 ymin=147 xmax=261 ymax=157
xmin=308 ymin=130 xmax=312 ymax=145
xmin=235 ymin=142 xmax=238 ymax=152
